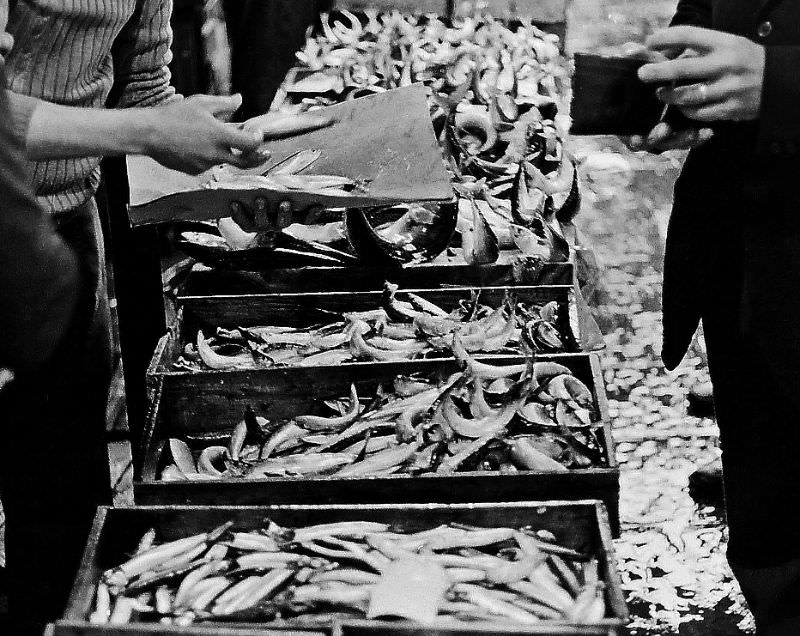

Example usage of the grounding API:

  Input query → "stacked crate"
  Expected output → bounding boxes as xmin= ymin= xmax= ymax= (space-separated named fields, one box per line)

xmin=49 ymin=3 xmax=629 ymax=634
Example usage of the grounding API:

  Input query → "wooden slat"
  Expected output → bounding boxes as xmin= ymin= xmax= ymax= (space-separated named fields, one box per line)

xmin=53 ymin=623 xmax=326 ymax=636
xmin=333 ymin=0 xmax=568 ymax=24
xmin=335 ymin=0 xmax=448 ymax=13
xmin=178 ymin=262 xmax=575 ymax=297
xmin=180 ymin=285 xmax=575 ymax=331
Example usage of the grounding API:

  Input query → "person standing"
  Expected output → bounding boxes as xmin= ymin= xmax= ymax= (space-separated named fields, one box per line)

xmin=0 ymin=2 xmax=327 ymax=634
xmin=631 ymin=4 xmax=800 ymax=634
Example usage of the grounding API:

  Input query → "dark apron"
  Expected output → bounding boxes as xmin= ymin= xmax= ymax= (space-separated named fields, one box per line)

xmin=0 ymin=198 xmax=112 ymax=636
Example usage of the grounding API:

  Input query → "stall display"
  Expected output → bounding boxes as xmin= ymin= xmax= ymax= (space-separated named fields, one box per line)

xmin=52 ymin=502 xmax=626 ymax=635
xmin=84 ymin=5 xmax=628 ymax=634
xmin=149 ymin=284 xmax=581 ymax=380
xmin=167 ymin=6 xmax=583 ymax=281
xmin=156 ymin=359 xmax=606 ymax=482
xmin=172 ymin=285 xmax=578 ymax=372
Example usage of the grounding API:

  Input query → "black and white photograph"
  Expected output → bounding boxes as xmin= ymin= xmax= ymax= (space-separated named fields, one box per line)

xmin=0 ymin=0 xmax=794 ymax=634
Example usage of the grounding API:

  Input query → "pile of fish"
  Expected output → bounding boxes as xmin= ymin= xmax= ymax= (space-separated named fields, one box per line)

xmin=160 ymin=354 xmax=606 ymax=482
xmin=90 ymin=519 xmax=608 ymax=626
xmin=202 ymin=149 xmax=370 ymax=198
xmin=174 ymin=284 xmax=576 ymax=372
xmin=272 ymin=8 xmax=582 ymax=267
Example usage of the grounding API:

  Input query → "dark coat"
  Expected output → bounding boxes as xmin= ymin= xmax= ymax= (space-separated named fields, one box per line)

xmin=662 ymin=0 xmax=800 ymax=406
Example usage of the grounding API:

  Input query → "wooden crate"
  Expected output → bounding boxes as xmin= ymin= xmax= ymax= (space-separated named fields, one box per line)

xmin=177 ymin=261 xmax=575 ymax=297
xmin=138 ymin=353 xmax=619 ymax=533
xmin=53 ymin=501 xmax=627 ymax=636
xmin=149 ymin=284 xmax=583 ymax=383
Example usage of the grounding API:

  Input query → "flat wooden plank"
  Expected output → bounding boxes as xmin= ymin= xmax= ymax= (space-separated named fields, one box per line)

xmin=178 ymin=262 xmax=575 ymax=296
xmin=179 ymin=285 xmax=576 ymax=332
xmin=128 ymin=85 xmax=452 ymax=226
xmin=53 ymin=623 xmax=326 ymax=636
xmin=333 ymin=0 xmax=568 ymax=23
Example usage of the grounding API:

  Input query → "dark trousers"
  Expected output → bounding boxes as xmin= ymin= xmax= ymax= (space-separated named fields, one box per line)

xmin=700 ymin=224 xmax=800 ymax=635
xmin=0 ymin=199 xmax=112 ymax=636
xmin=224 ymin=0 xmax=322 ymax=119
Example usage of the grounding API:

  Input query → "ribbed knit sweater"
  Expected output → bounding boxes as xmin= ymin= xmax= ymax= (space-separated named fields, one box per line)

xmin=3 ymin=0 xmax=178 ymax=213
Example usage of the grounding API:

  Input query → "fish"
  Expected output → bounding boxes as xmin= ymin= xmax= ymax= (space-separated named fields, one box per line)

xmin=510 ymin=223 xmax=552 ymax=259
xmin=461 ymin=199 xmax=499 ymax=265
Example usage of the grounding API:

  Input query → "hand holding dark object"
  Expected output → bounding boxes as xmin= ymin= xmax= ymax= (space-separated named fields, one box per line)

xmin=141 ymin=94 xmax=270 ymax=174
xmin=639 ymin=26 xmax=765 ymax=122
xmin=610 ymin=42 xmax=715 ymax=153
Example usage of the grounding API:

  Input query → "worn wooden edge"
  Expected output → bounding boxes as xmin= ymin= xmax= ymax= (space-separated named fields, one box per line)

xmin=179 ymin=284 xmax=574 ymax=302
xmin=339 ymin=619 xmax=621 ymax=635
xmin=63 ymin=507 xmax=109 ymax=621
xmin=332 ymin=0 xmax=567 ymax=24
xmin=565 ymin=285 xmax=582 ymax=353
xmin=52 ymin=622 xmax=328 ymax=636
xmin=177 ymin=262 xmax=576 ymax=297
xmin=135 ymin=467 xmax=621 ymax=494
xmin=589 ymin=353 xmax=610 ymax=424
xmin=592 ymin=501 xmax=629 ymax=622
xmin=146 ymin=335 xmax=171 ymax=378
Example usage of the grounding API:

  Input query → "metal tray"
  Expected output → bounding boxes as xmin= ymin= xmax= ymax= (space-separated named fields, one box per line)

xmin=138 ymin=353 xmax=619 ymax=534
xmin=54 ymin=501 xmax=627 ymax=635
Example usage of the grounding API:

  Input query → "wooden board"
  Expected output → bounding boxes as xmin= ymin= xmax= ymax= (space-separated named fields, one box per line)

xmin=55 ymin=502 xmax=627 ymax=636
xmin=127 ymin=85 xmax=452 ymax=226
xmin=178 ymin=262 xmax=575 ymax=296
xmin=181 ymin=285 xmax=578 ymax=332
xmin=137 ymin=353 xmax=619 ymax=534
xmin=333 ymin=0 xmax=568 ymax=24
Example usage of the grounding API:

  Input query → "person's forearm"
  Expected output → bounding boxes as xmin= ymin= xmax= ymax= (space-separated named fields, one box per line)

xmin=25 ymin=99 xmax=156 ymax=161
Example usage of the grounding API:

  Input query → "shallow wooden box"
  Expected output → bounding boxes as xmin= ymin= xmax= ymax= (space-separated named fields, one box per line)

xmin=138 ymin=352 xmax=619 ymax=534
xmin=52 ymin=501 xmax=627 ymax=636
xmin=148 ymin=284 xmax=583 ymax=384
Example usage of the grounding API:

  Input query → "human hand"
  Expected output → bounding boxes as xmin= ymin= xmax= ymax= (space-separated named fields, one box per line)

xmin=229 ymin=197 xmax=325 ymax=231
xmin=638 ymin=26 xmax=765 ymax=122
xmin=627 ymin=121 xmax=714 ymax=153
xmin=612 ymin=41 xmax=714 ymax=152
xmin=241 ymin=112 xmax=334 ymax=140
xmin=142 ymin=94 xmax=270 ymax=174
